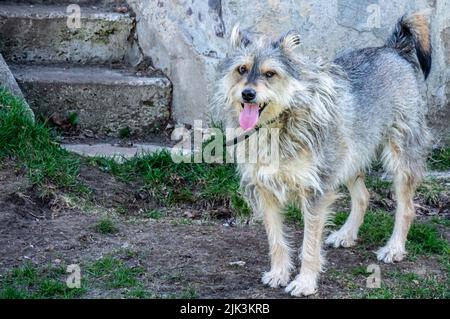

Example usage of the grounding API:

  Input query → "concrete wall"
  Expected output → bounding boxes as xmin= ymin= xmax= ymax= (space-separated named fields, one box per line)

xmin=128 ymin=0 xmax=450 ymax=145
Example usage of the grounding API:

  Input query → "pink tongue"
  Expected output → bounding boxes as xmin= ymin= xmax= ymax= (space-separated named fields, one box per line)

xmin=239 ymin=103 xmax=259 ymax=131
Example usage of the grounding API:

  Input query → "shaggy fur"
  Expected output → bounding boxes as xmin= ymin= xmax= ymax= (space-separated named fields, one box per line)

xmin=212 ymin=13 xmax=432 ymax=296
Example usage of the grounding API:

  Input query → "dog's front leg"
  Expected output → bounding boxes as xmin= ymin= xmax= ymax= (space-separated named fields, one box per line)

xmin=286 ymin=192 xmax=336 ymax=297
xmin=259 ymin=189 xmax=293 ymax=288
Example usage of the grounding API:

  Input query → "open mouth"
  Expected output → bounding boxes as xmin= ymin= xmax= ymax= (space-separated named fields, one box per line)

xmin=239 ymin=102 xmax=268 ymax=131
xmin=240 ymin=102 xmax=267 ymax=115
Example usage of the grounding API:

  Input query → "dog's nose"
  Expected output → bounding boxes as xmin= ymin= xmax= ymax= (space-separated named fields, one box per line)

xmin=242 ymin=88 xmax=256 ymax=102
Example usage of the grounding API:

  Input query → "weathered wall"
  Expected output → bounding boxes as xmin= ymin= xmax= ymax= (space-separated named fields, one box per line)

xmin=0 ymin=53 xmax=34 ymax=121
xmin=128 ymin=0 xmax=450 ymax=145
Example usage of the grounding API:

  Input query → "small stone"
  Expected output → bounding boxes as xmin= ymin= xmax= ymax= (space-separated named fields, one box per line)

xmin=115 ymin=5 xmax=129 ymax=13
xmin=228 ymin=261 xmax=246 ymax=267
xmin=53 ymin=259 xmax=61 ymax=264
xmin=183 ymin=211 xmax=200 ymax=219
xmin=223 ymin=218 xmax=236 ymax=227
xmin=84 ymin=129 xmax=95 ymax=138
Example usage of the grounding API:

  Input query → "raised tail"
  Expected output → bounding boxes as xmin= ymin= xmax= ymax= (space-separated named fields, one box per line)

xmin=386 ymin=12 xmax=432 ymax=79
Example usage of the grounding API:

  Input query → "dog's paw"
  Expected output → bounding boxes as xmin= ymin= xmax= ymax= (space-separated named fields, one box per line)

xmin=285 ymin=273 xmax=317 ymax=297
xmin=325 ymin=229 xmax=357 ymax=248
xmin=376 ymin=243 xmax=406 ymax=263
xmin=262 ymin=269 xmax=290 ymax=288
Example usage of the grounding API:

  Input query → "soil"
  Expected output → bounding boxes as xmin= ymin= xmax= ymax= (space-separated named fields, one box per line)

xmin=0 ymin=161 xmax=448 ymax=299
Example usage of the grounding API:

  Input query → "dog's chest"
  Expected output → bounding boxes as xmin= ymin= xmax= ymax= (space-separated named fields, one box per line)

xmin=239 ymin=153 xmax=321 ymax=201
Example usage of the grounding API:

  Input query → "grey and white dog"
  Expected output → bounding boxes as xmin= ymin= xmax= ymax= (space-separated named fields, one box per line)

xmin=213 ymin=12 xmax=432 ymax=296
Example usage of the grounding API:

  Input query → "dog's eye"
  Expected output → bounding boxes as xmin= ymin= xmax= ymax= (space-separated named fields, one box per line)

xmin=265 ymin=71 xmax=276 ymax=78
xmin=237 ymin=65 xmax=247 ymax=75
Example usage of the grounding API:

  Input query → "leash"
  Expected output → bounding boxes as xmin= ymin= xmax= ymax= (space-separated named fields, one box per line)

xmin=223 ymin=126 xmax=260 ymax=148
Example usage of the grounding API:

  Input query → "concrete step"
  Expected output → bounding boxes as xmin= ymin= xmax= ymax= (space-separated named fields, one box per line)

xmin=62 ymin=143 xmax=170 ymax=161
xmin=10 ymin=1 xmax=119 ymax=5
xmin=11 ymin=64 xmax=172 ymax=137
xmin=62 ymin=141 xmax=195 ymax=163
xmin=61 ymin=142 xmax=192 ymax=163
xmin=0 ymin=3 xmax=135 ymax=65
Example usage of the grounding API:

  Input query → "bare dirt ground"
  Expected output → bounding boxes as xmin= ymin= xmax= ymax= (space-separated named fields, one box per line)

xmin=0 ymin=161 xmax=448 ymax=299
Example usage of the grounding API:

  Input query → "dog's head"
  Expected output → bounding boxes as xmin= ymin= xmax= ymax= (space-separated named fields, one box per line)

xmin=216 ymin=25 xmax=308 ymax=131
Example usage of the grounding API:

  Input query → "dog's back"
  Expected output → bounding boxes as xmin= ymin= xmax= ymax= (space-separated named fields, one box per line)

xmin=332 ymin=13 xmax=432 ymax=176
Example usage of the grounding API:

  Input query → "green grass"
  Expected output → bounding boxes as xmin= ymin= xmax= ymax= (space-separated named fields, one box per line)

xmin=284 ymin=203 xmax=303 ymax=225
xmin=365 ymin=176 xmax=392 ymax=194
xmin=428 ymin=147 xmax=450 ymax=171
xmin=145 ymin=209 xmax=163 ymax=219
xmin=119 ymin=126 xmax=132 ymax=139
xmin=93 ymin=218 xmax=119 ymax=234
xmin=362 ymin=271 xmax=449 ymax=299
xmin=86 ymin=256 xmax=144 ymax=289
xmin=333 ymin=210 xmax=449 ymax=257
xmin=89 ymin=151 xmax=248 ymax=215
xmin=417 ymin=179 xmax=446 ymax=206
xmin=0 ymin=256 xmax=148 ymax=299
xmin=179 ymin=287 xmax=199 ymax=299
xmin=0 ymin=263 xmax=85 ymax=299
xmin=0 ymin=87 xmax=82 ymax=190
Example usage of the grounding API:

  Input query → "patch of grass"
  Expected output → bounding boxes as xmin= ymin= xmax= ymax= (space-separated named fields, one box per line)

xmin=179 ymin=287 xmax=199 ymax=299
xmin=0 ymin=87 xmax=81 ymax=190
xmin=432 ymin=217 xmax=450 ymax=227
xmin=284 ymin=203 xmax=303 ymax=225
xmin=93 ymin=218 xmax=119 ymax=234
xmin=170 ymin=217 xmax=194 ymax=226
xmin=145 ymin=209 xmax=163 ymax=219
xmin=91 ymin=151 xmax=241 ymax=210
xmin=408 ymin=222 xmax=449 ymax=256
xmin=68 ymin=112 xmax=79 ymax=127
xmin=126 ymin=287 xmax=154 ymax=299
xmin=351 ymin=265 xmax=370 ymax=276
xmin=363 ymin=272 xmax=448 ymax=299
xmin=86 ymin=256 xmax=144 ymax=289
xmin=0 ymin=263 xmax=85 ymax=299
xmin=333 ymin=210 xmax=449 ymax=257
xmin=417 ymin=179 xmax=446 ymax=206
xmin=119 ymin=126 xmax=132 ymax=139
xmin=428 ymin=147 xmax=450 ymax=171
xmin=1 ymin=256 xmax=148 ymax=299
xmin=230 ymin=193 xmax=251 ymax=218
xmin=365 ymin=176 xmax=392 ymax=194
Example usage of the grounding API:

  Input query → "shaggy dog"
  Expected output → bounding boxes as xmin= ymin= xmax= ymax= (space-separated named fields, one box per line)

xmin=213 ymin=12 xmax=432 ymax=296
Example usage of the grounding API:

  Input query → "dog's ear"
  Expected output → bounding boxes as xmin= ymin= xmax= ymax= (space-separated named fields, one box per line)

xmin=230 ymin=24 xmax=251 ymax=49
xmin=276 ymin=30 xmax=301 ymax=53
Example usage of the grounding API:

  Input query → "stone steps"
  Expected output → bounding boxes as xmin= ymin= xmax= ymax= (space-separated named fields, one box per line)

xmin=61 ymin=142 xmax=182 ymax=163
xmin=11 ymin=1 xmax=119 ymax=5
xmin=0 ymin=3 xmax=136 ymax=65
xmin=1 ymin=1 xmax=172 ymax=139
xmin=11 ymin=64 xmax=171 ymax=137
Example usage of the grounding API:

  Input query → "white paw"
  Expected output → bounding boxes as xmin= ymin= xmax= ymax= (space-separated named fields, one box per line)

xmin=326 ymin=229 xmax=357 ymax=248
xmin=262 ymin=269 xmax=290 ymax=288
xmin=376 ymin=243 xmax=406 ymax=263
xmin=285 ymin=273 xmax=318 ymax=297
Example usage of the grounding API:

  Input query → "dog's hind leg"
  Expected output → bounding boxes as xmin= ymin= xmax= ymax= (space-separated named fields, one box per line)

xmin=259 ymin=189 xmax=293 ymax=288
xmin=377 ymin=135 xmax=427 ymax=263
xmin=326 ymin=174 xmax=369 ymax=248
xmin=286 ymin=192 xmax=337 ymax=296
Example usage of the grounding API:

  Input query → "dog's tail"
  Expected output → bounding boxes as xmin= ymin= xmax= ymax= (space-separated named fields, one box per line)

xmin=386 ymin=12 xmax=432 ymax=79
